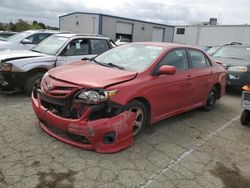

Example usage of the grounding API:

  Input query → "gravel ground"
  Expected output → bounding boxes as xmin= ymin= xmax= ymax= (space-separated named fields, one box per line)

xmin=0 ymin=90 xmax=250 ymax=188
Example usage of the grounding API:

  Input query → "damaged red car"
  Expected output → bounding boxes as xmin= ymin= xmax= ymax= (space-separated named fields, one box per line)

xmin=32 ymin=42 xmax=227 ymax=153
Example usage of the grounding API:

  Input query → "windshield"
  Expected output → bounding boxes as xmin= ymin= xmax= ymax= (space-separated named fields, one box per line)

xmin=213 ymin=46 xmax=250 ymax=60
xmin=32 ymin=36 xmax=68 ymax=55
xmin=6 ymin=31 xmax=32 ymax=42
xmin=207 ymin=46 xmax=220 ymax=55
xmin=94 ymin=44 xmax=164 ymax=71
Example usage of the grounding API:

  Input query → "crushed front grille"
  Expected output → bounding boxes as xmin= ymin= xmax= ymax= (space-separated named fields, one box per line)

xmin=44 ymin=123 xmax=90 ymax=145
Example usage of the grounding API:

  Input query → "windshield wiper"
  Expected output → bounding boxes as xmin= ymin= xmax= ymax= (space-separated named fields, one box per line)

xmin=106 ymin=63 xmax=124 ymax=70
xmin=91 ymin=59 xmax=124 ymax=70
xmin=92 ymin=59 xmax=110 ymax=67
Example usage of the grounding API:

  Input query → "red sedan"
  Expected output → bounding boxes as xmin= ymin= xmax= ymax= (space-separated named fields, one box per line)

xmin=32 ymin=42 xmax=227 ymax=153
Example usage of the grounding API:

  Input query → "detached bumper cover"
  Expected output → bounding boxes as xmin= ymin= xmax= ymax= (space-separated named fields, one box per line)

xmin=32 ymin=93 xmax=136 ymax=153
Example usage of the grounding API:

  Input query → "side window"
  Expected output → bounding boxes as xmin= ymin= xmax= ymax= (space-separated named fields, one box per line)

xmin=158 ymin=49 xmax=189 ymax=71
xmin=90 ymin=39 xmax=110 ymax=54
xmin=63 ymin=39 xmax=89 ymax=56
xmin=189 ymin=49 xmax=211 ymax=68
xmin=26 ymin=33 xmax=50 ymax=44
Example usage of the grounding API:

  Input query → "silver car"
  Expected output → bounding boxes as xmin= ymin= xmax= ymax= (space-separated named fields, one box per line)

xmin=0 ymin=30 xmax=65 ymax=51
xmin=0 ymin=33 xmax=115 ymax=95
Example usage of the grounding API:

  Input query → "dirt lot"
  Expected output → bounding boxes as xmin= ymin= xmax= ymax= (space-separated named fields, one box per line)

xmin=0 ymin=90 xmax=250 ymax=188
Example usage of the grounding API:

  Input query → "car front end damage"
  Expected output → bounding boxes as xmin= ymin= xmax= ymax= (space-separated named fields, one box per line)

xmin=31 ymin=75 xmax=136 ymax=153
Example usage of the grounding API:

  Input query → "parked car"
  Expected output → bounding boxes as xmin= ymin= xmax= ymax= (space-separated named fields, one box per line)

xmin=115 ymin=38 xmax=131 ymax=46
xmin=0 ymin=30 xmax=65 ymax=51
xmin=0 ymin=37 xmax=6 ymax=41
xmin=212 ymin=44 xmax=250 ymax=88
xmin=206 ymin=46 xmax=221 ymax=56
xmin=0 ymin=34 xmax=115 ymax=95
xmin=0 ymin=31 xmax=17 ymax=39
xmin=32 ymin=42 xmax=227 ymax=153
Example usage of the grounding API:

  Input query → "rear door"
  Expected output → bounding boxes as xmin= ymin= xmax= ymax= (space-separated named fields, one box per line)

xmin=187 ymin=49 xmax=215 ymax=104
xmin=90 ymin=39 xmax=111 ymax=55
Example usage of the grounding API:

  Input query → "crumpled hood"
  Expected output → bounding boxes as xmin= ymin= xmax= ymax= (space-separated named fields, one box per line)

xmin=213 ymin=57 xmax=250 ymax=68
xmin=0 ymin=50 xmax=47 ymax=62
xmin=48 ymin=61 xmax=138 ymax=88
xmin=0 ymin=50 xmax=56 ymax=72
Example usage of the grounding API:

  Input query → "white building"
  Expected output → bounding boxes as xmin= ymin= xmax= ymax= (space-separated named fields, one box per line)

xmin=59 ymin=12 xmax=174 ymax=42
xmin=174 ymin=25 xmax=250 ymax=47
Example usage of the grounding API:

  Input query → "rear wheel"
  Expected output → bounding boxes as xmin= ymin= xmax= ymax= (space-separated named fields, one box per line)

xmin=202 ymin=87 xmax=217 ymax=111
xmin=124 ymin=100 xmax=148 ymax=136
xmin=24 ymin=72 xmax=45 ymax=96
xmin=241 ymin=110 xmax=250 ymax=126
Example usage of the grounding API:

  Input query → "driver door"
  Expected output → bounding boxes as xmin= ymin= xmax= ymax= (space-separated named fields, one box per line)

xmin=150 ymin=49 xmax=195 ymax=119
xmin=56 ymin=38 xmax=95 ymax=66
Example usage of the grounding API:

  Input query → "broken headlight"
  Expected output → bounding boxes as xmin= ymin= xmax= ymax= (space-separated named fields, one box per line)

xmin=76 ymin=89 xmax=118 ymax=104
xmin=0 ymin=63 xmax=12 ymax=72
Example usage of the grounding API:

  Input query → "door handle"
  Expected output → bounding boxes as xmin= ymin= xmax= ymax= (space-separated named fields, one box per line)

xmin=210 ymin=71 xmax=214 ymax=74
xmin=187 ymin=75 xmax=192 ymax=78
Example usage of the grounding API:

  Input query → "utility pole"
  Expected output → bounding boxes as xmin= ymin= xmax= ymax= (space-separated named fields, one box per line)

xmin=92 ymin=17 xmax=96 ymax=34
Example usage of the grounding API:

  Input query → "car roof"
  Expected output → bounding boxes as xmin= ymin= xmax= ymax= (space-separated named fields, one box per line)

xmin=52 ymin=33 xmax=110 ymax=39
xmin=23 ymin=29 xmax=67 ymax=34
xmin=131 ymin=42 xmax=202 ymax=50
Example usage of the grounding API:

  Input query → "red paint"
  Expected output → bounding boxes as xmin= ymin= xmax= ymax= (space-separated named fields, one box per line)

xmin=32 ymin=42 xmax=227 ymax=153
xmin=32 ymin=93 xmax=136 ymax=153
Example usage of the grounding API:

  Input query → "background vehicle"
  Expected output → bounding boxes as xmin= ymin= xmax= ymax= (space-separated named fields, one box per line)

xmin=0 ymin=30 xmax=65 ymax=51
xmin=32 ymin=42 xmax=226 ymax=153
xmin=0 ymin=34 xmax=115 ymax=95
xmin=240 ymin=85 xmax=250 ymax=126
xmin=212 ymin=43 xmax=250 ymax=88
xmin=115 ymin=38 xmax=131 ymax=46
xmin=0 ymin=31 xmax=17 ymax=39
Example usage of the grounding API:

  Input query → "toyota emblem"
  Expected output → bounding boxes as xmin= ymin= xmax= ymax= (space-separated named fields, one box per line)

xmin=46 ymin=83 xmax=53 ymax=91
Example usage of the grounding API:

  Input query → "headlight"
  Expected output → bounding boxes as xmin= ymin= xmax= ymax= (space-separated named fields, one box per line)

xmin=76 ymin=89 xmax=118 ymax=104
xmin=228 ymin=66 xmax=248 ymax=72
xmin=0 ymin=63 xmax=12 ymax=72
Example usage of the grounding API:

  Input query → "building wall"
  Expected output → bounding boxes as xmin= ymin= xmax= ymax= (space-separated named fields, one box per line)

xmin=59 ymin=13 xmax=99 ymax=34
xmin=174 ymin=25 xmax=250 ymax=47
xmin=101 ymin=15 xmax=174 ymax=42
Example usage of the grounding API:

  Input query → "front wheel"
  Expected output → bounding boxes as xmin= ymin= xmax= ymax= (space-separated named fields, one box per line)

xmin=241 ymin=110 xmax=250 ymax=126
xmin=124 ymin=100 xmax=148 ymax=136
xmin=202 ymin=87 xmax=217 ymax=111
xmin=24 ymin=72 xmax=45 ymax=96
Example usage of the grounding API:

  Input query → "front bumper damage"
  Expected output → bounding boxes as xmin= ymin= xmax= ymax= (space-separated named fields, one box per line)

xmin=31 ymin=89 xmax=136 ymax=153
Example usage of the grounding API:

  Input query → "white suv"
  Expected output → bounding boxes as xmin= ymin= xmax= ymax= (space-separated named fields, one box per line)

xmin=0 ymin=30 xmax=66 ymax=51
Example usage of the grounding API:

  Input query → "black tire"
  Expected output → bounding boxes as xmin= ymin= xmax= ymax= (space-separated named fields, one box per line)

xmin=241 ymin=110 xmax=250 ymax=126
xmin=124 ymin=100 xmax=148 ymax=136
xmin=202 ymin=87 xmax=217 ymax=111
xmin=24 ymin=72 xmax=44 ymax=96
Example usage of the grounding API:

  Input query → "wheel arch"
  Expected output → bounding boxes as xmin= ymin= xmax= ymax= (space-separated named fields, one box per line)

xmin=127 ymin=97 xmax=152 ymax=126
xmin=213 ymin=83 xmax=221 ymax=99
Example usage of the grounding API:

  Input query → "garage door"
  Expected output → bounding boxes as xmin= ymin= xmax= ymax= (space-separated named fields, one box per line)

xmin=152 ymin=27 xmax=165 ymax=42
xmin=116 ymin=22 xmax=133 ymax=35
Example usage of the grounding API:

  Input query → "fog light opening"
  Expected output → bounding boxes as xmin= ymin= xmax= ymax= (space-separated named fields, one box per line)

xmin=103 ymin=132 xmax=116 ymax=144
xmin=1 ymin=82 xmax=8 ymax=87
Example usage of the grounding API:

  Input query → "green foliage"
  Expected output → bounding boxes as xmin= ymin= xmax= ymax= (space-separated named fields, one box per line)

xmin=0 ymin=20 xmax=59 ymax=32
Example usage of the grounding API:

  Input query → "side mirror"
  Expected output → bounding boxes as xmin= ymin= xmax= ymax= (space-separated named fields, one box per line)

xmin=22 ymin=39 xmax=32 ymax=44
xmin=157 ymin=65 xmax=176 ymax=75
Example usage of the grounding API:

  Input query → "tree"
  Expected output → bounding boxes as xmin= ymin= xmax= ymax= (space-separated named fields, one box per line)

xmin=15 ymin=19 xmax=30 ymax=31
xmin=38 ymin=22 xmax=46 ymax=29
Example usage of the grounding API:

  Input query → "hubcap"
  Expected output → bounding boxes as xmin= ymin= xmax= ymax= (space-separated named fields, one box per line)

xmin=208 ymin=91 xmax=216 ymax=106
xmin=128 ymin=107 xmax=144 ymax=136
